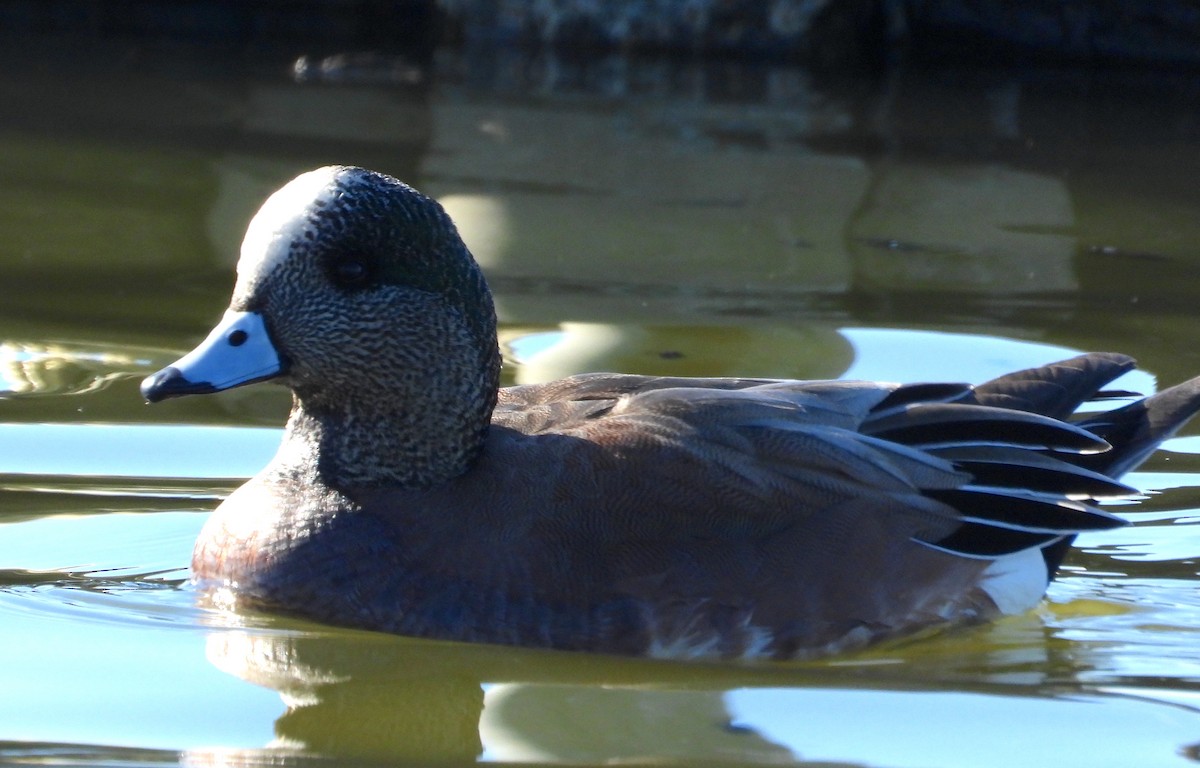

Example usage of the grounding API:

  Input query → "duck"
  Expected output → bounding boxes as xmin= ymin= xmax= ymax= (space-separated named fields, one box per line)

xmin=142 ymin=166 xmax=1200 ymax=661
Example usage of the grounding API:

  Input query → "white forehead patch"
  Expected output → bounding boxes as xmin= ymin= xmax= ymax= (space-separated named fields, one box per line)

xmin=235 ymin=166 xmax=343 ymax=291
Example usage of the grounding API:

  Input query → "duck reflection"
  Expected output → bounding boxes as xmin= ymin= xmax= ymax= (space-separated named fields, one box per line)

xmin=197 ymin=605 xmax=1102 ymax=765
xmin=201 ymin=628 xmax=794 ymax=763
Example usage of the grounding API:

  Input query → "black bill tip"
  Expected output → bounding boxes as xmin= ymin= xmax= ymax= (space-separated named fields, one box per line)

xmin=141 ymin=366 xmax=217 ymax=403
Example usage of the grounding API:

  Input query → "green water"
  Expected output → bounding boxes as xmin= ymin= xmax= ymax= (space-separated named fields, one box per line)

xmin=3 ymin=37 xmax=1200 ymax=766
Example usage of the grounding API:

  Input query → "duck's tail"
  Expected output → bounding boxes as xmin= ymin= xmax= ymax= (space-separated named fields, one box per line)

xmin=889 ymin=351 xmax=1200 ymax=483
xmin=865 ymin=353 xmax=1200 ymax=575
xmin=1074 ymin=374 xmax=1200 ymax=478
xmin=1046 ymin=365 xmax=1200 ymax=574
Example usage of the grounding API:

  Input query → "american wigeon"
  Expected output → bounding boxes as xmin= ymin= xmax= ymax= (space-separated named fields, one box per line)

xmin=142 ymin=166 xmax=1200 ymax=660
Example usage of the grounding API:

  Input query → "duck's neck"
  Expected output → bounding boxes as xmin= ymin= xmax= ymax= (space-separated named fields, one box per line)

xmin=274 ymin=359 xmax=500 ymax=490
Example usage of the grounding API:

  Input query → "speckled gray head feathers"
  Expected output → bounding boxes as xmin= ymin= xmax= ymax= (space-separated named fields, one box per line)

xmin=234 ymin=166 xmax=496 ymax=347
xmin=233 ymin=166 xmax=501 ymax=488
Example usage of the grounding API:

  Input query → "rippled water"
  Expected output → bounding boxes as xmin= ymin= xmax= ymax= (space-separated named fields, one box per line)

xmin=3 ymin=36 xmax=1200 ymax=767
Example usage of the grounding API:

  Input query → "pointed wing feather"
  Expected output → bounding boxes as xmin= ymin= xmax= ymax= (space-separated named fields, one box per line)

xmin=926 ymin=445 xmax=1136 ymax=499
xmin=865 ymin=402 xmax=1111 ymax=453
xmin=925 ymin=488 xmax=1125 ymax=532
xmin=870 ymin=381 xmax=974 ymax=417
xmin=970 ymin=352 xmax=1136 ymax=417
xmin=915 ymin=525 xmax=1065 ymax=558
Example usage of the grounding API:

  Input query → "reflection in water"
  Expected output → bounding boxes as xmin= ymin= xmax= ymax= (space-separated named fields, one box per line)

xmin=480 ymin=683 xmax=795 ymax=764
xmin=506 ymin=323 xmax=853 ymax=383
xmin=192 ymin=602 xmax=1200 ymax=766
xmin=0 ymin=341 xmax=140 ymax=397
xmin=849 ymin=163 xmax=1077 ymax=293
xmin=194 ymin=626 xmax=831 ymax=763
xmin=429 ymin=86 xmax=1087 ymax=303
xmin=4 ymin=40 xmax=1200 ymax=355
xmin=292 ymin=52 xmax=426 ymax=87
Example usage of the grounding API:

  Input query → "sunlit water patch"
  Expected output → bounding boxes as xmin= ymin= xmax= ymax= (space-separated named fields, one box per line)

xmin=838 ymin=327 xmax=1158 ymax=393
xmin=0 ymin=422 xmax=278 ymax=479
xmin=0 ymin=420 xmax=279 ymax=632
xmin=0 ymin=340 xmax=165 ymax=397
xmin=722 ymin=686 xmax=1200 ymax=768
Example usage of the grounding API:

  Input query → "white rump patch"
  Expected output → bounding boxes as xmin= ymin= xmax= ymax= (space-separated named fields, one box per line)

xmin=978 ymin=546 xmax=1050 ymax=615
xmin=236 ymin=166 xmax=343 ymax=289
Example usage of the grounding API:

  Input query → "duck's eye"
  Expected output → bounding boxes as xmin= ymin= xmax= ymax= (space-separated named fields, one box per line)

xmin=332 ymin=258 xmax=370 ymax=288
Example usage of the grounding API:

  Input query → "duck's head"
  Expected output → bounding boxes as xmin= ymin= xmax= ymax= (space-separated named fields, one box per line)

xmin=142 ymin=166 xmax=501 ymax=486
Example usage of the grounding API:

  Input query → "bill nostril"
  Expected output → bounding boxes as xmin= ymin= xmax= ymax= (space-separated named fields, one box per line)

xmin=228 ymin=330 xmax=249 ymax=347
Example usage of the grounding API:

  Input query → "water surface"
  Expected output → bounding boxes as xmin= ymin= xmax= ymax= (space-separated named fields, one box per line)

xmin=3 ymin=37 xmax=1200 ymax=767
